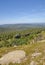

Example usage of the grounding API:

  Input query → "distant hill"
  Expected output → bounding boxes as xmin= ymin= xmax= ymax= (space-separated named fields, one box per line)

xmin=0 ymin=23 xmax=45 ymax=32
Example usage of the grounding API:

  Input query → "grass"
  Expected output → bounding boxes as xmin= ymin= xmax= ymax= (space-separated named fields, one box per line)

xmin=0 ymin=29 xmax=45 ymax=65
xmin=0 ymin=41 xmax=45 ymax=65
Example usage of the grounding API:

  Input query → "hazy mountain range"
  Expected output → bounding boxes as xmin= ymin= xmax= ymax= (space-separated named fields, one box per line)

xmin=0 ymin=23 xmax=45 ymax=32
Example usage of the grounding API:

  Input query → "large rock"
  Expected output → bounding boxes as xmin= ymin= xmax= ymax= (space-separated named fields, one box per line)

xmin=32 ymin=52 xmax=42 ymax=57
xmin=0 ymin=50 xmax=26 ymax=65
xmin=15 ymin=34 xmax=21 ymax=39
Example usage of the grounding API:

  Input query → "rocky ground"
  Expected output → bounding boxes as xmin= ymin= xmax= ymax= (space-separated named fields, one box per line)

xmin=0 ymin=40 xmax=45 ymax=65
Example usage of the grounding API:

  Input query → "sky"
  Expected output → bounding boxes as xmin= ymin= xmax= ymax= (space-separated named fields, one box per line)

xmin=0 ymin=0 xmax=45 ymax=24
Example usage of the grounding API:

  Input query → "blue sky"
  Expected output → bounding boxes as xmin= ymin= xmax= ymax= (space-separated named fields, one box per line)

xmin=0 ymin=0 xmax=45 ymax=24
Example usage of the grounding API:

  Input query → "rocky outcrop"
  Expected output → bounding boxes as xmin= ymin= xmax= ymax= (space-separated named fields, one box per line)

xmin=0 ymin=50 xmax=26 ymax=65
